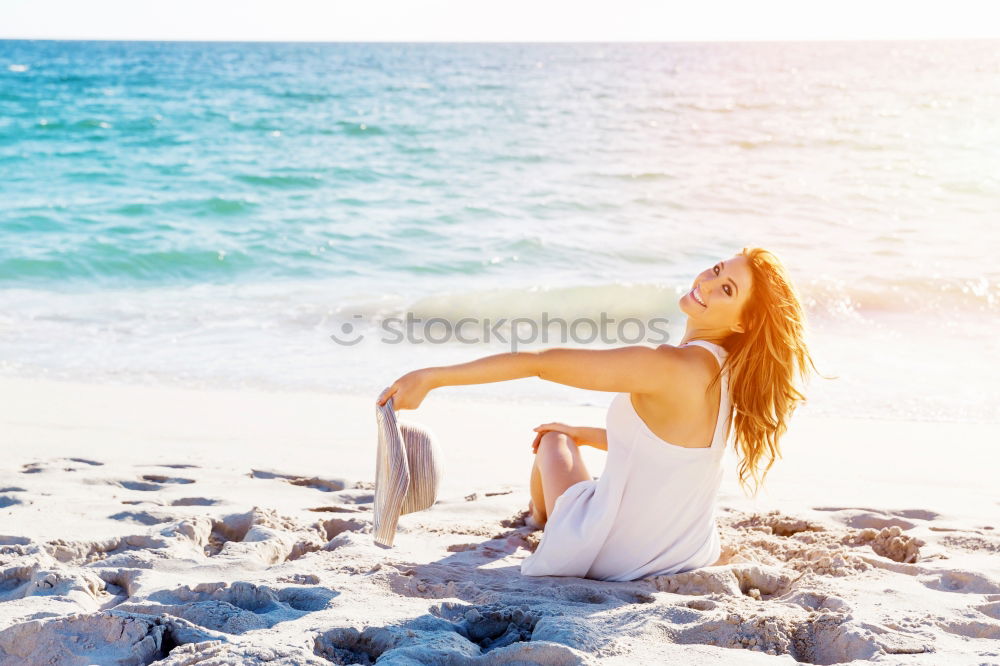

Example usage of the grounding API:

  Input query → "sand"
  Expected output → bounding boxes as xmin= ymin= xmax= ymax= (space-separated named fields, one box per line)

xmin=1 ymin=375 xmax=999 ymax=665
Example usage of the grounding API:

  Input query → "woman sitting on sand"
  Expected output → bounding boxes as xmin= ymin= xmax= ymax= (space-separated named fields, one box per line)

xmin=377 ymin=247 xmax=819 ymax=581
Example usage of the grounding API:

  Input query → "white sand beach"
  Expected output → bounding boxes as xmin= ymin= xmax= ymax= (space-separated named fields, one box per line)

xmin=1 ymin=375 xmax=998 ymax=664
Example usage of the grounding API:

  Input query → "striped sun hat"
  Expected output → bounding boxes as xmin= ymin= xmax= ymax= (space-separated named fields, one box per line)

xmin=373 ymin=396 xmax=444 ymax=547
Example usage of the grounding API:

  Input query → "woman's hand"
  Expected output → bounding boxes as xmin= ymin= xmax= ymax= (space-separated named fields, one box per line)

xmin=377 ymin=368 xmax=438 ymax=410
xmin=530 ymin=422 xmax=583 ymax=453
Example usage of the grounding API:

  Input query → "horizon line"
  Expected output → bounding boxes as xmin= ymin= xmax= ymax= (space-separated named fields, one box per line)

xmin=4 ymin=36 xmax=1000 ymax=44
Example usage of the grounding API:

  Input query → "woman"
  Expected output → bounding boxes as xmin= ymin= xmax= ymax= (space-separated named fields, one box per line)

xmin=376 ymin=247 xmax=820 ymax=581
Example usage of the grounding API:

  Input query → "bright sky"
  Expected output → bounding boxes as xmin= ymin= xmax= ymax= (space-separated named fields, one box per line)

xmin=1 ymin=0 xmax=998 ymax=42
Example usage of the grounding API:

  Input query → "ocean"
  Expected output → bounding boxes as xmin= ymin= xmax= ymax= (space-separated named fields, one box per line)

xmin=1 ymin=39 xmax=997 ymax=423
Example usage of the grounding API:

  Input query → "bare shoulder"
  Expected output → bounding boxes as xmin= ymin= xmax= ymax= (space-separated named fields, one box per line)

xmin=650 ymin=343 xmax=719 ymax=399
xmin=653 ymin=343 xmax=718 ymax=372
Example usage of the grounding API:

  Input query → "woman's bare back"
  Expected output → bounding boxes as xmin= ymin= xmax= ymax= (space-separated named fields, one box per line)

xmin=628 ymin=344 xmax=722 ymax=449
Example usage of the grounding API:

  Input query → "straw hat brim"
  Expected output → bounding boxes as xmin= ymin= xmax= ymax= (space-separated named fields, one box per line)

xmin=373 ymin=397 xmax=443 ymax=547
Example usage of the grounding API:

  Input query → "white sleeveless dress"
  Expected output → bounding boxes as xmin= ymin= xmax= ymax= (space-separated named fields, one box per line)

xmin=520 ymin=340 xmax=731 ymax=582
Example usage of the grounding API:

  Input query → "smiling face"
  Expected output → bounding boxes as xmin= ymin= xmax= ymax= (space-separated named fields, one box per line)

xmin=678 ymin=255 xmax=754 ymax=335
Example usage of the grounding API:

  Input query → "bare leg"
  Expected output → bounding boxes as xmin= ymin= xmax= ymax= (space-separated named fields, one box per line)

xmin=535 ymin=432 xmax=592 ymax=518
xmin=528 ymin=456 xmax=547 ymax=528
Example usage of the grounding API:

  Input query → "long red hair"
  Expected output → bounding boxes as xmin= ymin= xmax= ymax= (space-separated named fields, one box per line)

xmin=709 ymin=247 xmax=833 ymax=496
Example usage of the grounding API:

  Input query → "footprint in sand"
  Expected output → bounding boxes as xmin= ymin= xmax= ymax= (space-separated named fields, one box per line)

xmin=96 ymin=568 xmax=143 ymax=603
xmin=303 ymin=489 xmax=373 ymax=509
xmin=44 ymin=532 xmax=171 ymax=566
xmin=141 ymin=474 xmax=195 ymax=484
xmin=0 ymin=566 xmax=36 ymax=601
xmin=556 ymin=584 xmax=654 ymax=605
xmin=936 ymin=618 xmax=1000 ymax=640
xmin=439 ymin=602 xmax=541 ymax=653
xmin=170 ymin=497 xmax=220 ymax=506
xmin=0 ymin=496 xmax=24 ymax=509
xmin=248 ymin=468 xmax=350 ymax=492
xmin=118 ymin=481 xmax=166 ymax=491
xmin=40 ymin=509 xmax=366 ymax=569
xmin=118 ymin=475 xmax=196 ymax=491
xmin=276 ymin=573 xmax=320 ymax=585
xmin=315 ymin=602 xmax=557 ymax=664
xmin=975 ymin=600 xmax=1000 ymax=619
xmin=918 ymin=569 xmax=1000 ymax=594
xmin=668 ymin=605 xmax=915 ymax=662
xmin=202 ymin=509 xmax=366 ymax=562
xmin=67 ymin=457 xmax=104 ymax=466
xmin=313 ymin=626 xmax=394 ymax=664
xmin=108 ymin=510 xmax=173 ymax=526
xmin=307 ymin=505 xmax=365 ymax=514
xmin=812 ymin=506 xmax=940 ymax=530
xmin=111 ymin=581 xmax=338 ymax=635
xmin=20 ymin=458 xmax=104 ymax=474
xmin=0 ymin=611 xmax=189 ymax=664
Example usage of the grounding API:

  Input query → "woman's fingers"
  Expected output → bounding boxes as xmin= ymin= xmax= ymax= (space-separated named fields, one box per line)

xmin=377 ymin=369 xmax=434 ymax=411
xmin=531 ymin=423 xmax=569 ymax=453
xmin=533 ymin=423 xmax=568 ymax=437
xmin=532 ymin=423 xmax=584 ymax=452
xmin=377 ymin=384 xmax=397 ymax=407
xmin=531 ymin=431 xmax=543 ymax=453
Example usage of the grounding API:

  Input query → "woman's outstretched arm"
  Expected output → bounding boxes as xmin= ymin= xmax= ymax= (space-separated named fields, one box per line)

xmin=378 ymin=345 xmax=697 ymax=410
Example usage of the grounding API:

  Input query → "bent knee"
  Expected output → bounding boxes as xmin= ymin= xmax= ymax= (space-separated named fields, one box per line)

xmin=536 ymin=432 xmax=580 ymax=465
xmin=538 ymin=431 xmax=572 ymax=449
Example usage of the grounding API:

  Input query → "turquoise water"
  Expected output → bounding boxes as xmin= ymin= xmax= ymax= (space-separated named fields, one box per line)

xmin=1 ymin=39 xmax=998 ymax=422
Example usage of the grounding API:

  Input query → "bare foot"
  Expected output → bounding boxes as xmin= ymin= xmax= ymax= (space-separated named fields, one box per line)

xmin=525 ymin=499 xmax=544 ymax=530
